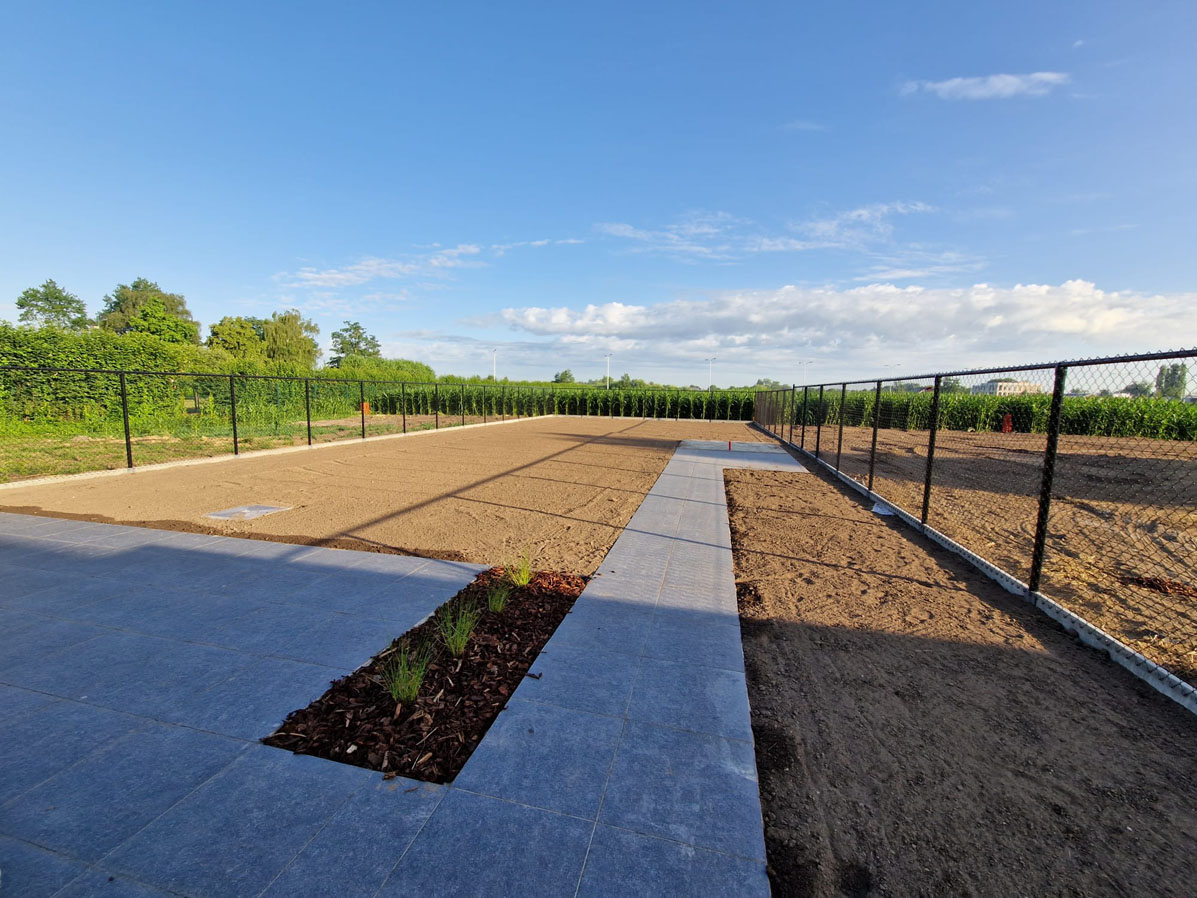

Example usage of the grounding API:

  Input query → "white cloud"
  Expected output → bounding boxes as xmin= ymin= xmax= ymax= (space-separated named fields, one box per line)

xmin=1068 ymin=223 xmax=1138 ymax=237
xmin=282 ymin=244 xmax=483 ymax=288
xmin=595 ymin=211 xmax=745 ymax=259
xmin=599 ymin=203 xmax=938 ymax=262
xmin=901 ymin=72 xmax=1070 ymax=100
xmin=490 ymin=237 xmax=583 ymax=257
xmin=477 ymin=280 xmax=1195 ymax=382
xmin=782 ymin=119 xmax=828 ymax=132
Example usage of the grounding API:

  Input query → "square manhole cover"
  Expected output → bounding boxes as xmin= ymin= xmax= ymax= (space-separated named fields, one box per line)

xmin=204 ymin=505 xmax=291 ymax=521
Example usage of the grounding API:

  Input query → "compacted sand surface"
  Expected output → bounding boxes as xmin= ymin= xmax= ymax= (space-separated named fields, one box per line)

xmin=0 ymin=417 xmax=765 ymax=574
xmin=726 ymin=465 xmax=1197 ymax=898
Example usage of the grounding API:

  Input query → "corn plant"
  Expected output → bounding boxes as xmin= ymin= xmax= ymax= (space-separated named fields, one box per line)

xmin=381 ymin=640 xmax=433 ymax=703
xmin=438 ymin=601 xmax=482 ymax=657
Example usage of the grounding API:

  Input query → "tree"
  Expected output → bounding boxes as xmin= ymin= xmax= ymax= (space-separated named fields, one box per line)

xmin=329 ymin=321 xmax=381 ymax=364
xmin=16 ymin=279 xmax=92 ymax=330
xmin=1155 ymin=363 xmax=1186 ymax=400
xmin=120 ymin=296 xmax=199 ymax=344
xmin=552 ymin=369 xmax=575 ymax=383
xmin=941 ymin=377 xmax=966 ymax=393
xmin=207 ymin=316 xmax=266 ymax=359
xmin=1124 ymin=381 xmax=1154 ymax=398
xmin=98 ymin=278 xmax=199 ymax=344
xmin=263 ymin=309 xmax=320 ymax=365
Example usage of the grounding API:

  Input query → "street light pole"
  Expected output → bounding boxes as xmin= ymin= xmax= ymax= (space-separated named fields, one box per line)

xmin=705 ymin=357 xmax=716 ymax=389
xmin=492 ymin=349 xmax=497 ymax=383
xmin=604 ymin=353 xmax=612 ymax=389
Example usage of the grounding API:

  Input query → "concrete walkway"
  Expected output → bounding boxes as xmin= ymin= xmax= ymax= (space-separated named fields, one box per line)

xmin=0 ymin=440 xmax=804 ymax=897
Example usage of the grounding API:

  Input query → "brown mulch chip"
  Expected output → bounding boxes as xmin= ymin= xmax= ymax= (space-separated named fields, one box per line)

xmin=1124 ymin=575 xmax=1197 ymax=600
xmin=261 ymin=567 xmax=586 ymax=783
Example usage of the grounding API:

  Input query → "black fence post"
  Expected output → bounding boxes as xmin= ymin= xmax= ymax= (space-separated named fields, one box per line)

xmin=119 ymin=372 xmax=133 ymax=469
xmin=304 ymin=378 xmax=313 ymax=446
xmin=708 ymin=386 xmax=713 ymax=423
xmin=920 ymin=375 xmax=942 ymax=527
xmin=483 ymin=385 xmax=487 ymax=424
xmin=229 ymin=375 xmax=239 ymax=455
xmin=797 ymin=386 xmax=806 ymax=449
xmin=460 ymin=383 xmax=466 ymax=427
xmin=434 ymin=383 xmax=439 ymax=429
xmin=359 ymin=381 xmax=366 ymax=439
xmin=836 ymin=382 xmax=846 ymax=469
xmin=814 ymin=386 xmax=824 ymax=458
xmin=788 ymin=386 xmax=796 ymax=444
xmin=401 ymin=383 xmax=407 ymax=433
xmin=502 ymin=385 xmax=507 ymax=420
xmin=1029 ymin=365 xmax=1068 ymax=595
xmin=867 ymin=380 xmax=882 ymax=493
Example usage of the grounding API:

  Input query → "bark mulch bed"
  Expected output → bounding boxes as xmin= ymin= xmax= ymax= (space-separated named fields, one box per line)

xmin=261 ymin=567 xmax=587 ymax=783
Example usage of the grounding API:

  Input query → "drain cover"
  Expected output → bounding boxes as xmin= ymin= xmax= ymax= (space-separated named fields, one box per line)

xmin=204 ymin=505 xmax=290 ymax=521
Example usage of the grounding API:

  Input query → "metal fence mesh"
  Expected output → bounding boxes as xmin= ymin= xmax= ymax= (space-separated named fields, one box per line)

xmin=1039 ymin=358 xmax=1197 ymax=684
xmin=753 ymin=350 xmax=1197 ymax=691
xmin=0 ymin=368 xmax=758 ymax=484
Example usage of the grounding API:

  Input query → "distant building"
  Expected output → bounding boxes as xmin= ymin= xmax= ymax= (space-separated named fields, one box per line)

xmin=970 ymin=379 xmax=1044 ymax=396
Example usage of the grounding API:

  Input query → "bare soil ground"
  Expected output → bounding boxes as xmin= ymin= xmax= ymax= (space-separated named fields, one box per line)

xmin=0 ymin=418 xmax=766 ymax=575
xmin=787 ymin=424 xmax=1197 ymax=683
xmin=726 ymin=466 xmax=1197 ymax=898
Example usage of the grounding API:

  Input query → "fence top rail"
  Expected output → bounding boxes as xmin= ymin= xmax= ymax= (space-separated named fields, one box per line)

xmin=0 ymin=365 xmax=753 ymax=393
xmin=764 ymin=347 xmax=1197 ymax=391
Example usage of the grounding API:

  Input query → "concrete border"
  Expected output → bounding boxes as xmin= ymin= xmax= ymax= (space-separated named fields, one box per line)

xmin=751 ymin=423 xmax=1197 ymax=718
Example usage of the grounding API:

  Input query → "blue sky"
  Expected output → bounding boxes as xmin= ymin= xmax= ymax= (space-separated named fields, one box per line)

xmin=1 ymin=1 xmax=1194 ymax=385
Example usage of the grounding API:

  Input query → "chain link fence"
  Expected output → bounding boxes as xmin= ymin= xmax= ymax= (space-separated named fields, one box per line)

xmin=0 ymin=367 xmax=756 ymax=483
xmin=754 ymin=349 xmax=1197 ymax=706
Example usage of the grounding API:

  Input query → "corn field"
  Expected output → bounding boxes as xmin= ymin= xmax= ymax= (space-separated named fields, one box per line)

xmin=772 ymin=387 xmax=1197 ymax=440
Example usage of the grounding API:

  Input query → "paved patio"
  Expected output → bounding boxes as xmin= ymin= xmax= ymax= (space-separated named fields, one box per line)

xmin=0 ymin=440 xmax=803 ymax=897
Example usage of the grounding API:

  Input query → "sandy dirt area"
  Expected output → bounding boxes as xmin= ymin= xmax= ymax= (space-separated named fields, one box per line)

xmin=726 ymin=465 xmax=1197 ymax=898
xmin=781 ymin=424 xmax=1197 ymax=683
xmin=0 ymin=417 xmax=765 ymax=575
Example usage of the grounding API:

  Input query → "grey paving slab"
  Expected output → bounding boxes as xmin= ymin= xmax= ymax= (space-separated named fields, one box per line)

xmin=0 ymin=725 xmax=245 ymax=861
xmin=0 ymin=684 xmax=59 ymax=728
xmin=260 ymin=780 xmax=445 ymax=898
xmin=102 ymin=745 xmax=374 ymax=898
xmin=0 ymin=510 xmax=481 ymax=895
xmin=626 ymin=657 xmax=754 ymax=741
xmin=158 ymin=655 xmax=347 ymax=740
xmin=498 ymin=439 xmax=801 ymax=891
xmin=642 ymin=613 xmax=747 ymax=672
xmin=515 ymin=643 xmax=642 ymax=717
xmin=577 ymin=825 xmax=770 ymax=897
xmin=0 ymin=835 xmax=89 ymax=898
xmin=455 ymin=699 xmax=624 ymax=818
xmin=377 ymin=789 xmax=594 ymax=898
xmin=52 ymin=869 xmax=176 ymax=898
xmin=0 ymin=618 xmax=107 ymax=680
xmin=599 ymin=720 xmax=765 ymax=860
xmin=0 ymin=701 xmax=146 ymax=805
